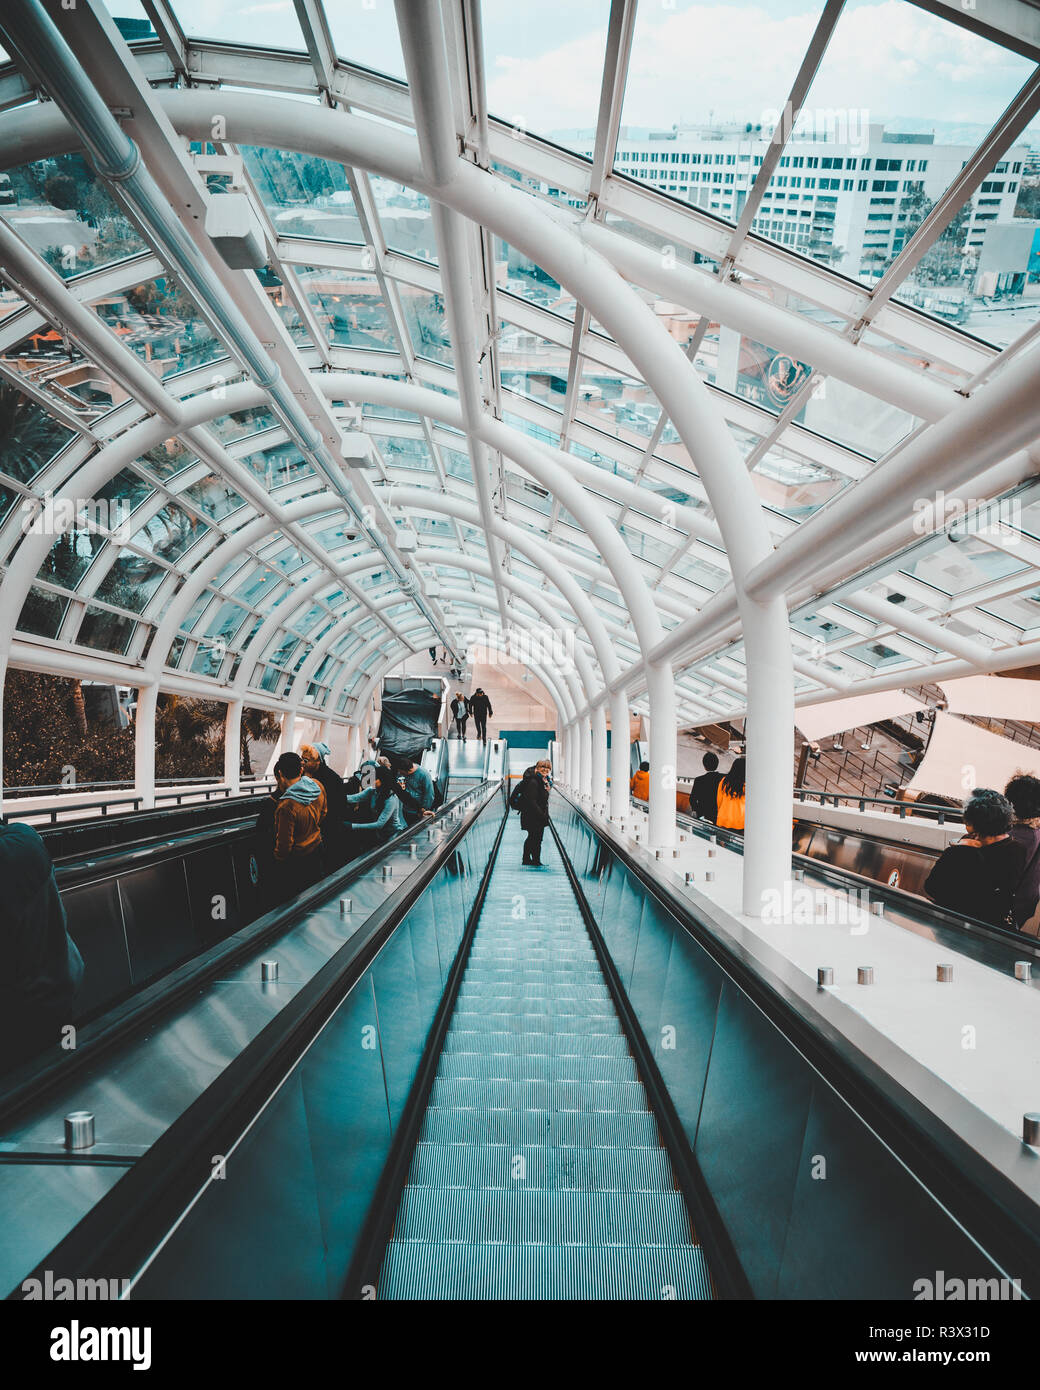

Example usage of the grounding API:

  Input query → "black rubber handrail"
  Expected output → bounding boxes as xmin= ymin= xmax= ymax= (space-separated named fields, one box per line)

xmin=341 ymin=785 xmax=511 ymax=1299
xmin=7 ymin=783 xmax=503 ymax=1299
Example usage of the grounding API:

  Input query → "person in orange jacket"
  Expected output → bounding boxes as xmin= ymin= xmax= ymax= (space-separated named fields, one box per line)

xmin=271 ymin=751 xmax=327 ymax=900
xmin=716 ymin=756 xmax=746 ymax=831
xmin=630 ymin=761 xmax=650 ymax=802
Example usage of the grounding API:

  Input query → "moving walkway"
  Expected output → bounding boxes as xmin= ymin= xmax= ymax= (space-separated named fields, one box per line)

xmin=5 ymin=783 xmax=1040 ymax=1301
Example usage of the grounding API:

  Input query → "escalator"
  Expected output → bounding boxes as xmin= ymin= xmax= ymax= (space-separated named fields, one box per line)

xmin=445 ymin=735 xmax=487 ymax=795
xmin=10 ymin=785 xmax=1040 ymax=1301
xmin=378 ymin=814 xmax=710 ymax=1299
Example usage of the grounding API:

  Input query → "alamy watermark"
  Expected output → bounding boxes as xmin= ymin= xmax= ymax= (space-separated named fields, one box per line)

xmin=20 ymin=492 xmax=132 ymax=536
xmin=761 ymin=882 xmax=873 ymax=931
xmin=912 ymin=491 xmax=1023 ymax=543
xmin=760 ymin=102 xmax=871 ymax=151
xmin=465 ymin=622 xmax=576 ymax=676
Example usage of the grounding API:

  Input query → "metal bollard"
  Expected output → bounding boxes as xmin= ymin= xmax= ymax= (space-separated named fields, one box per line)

xmin=857 ymin=966 xmax=874 ymax=985
xmin=704 ymin=871 xmax=715 ymax=883
xmin=684 ymin=871 xmax=694 ymax=886
xmin=872 ymin=901 xmax=885 ymax=916
xmin=936 ymin=963 xmax=954 ymax=983
xmin=382 ymin=864 xmax=393 ymax=880
xmin=1024 ymin=1113 xmax=1040 ymax=1147
xmin=1015 ymin=961 xmax=1032 ymax=982
xmin=817 ymin=967 xmax=834 ymax=987
xmin=340 ymin=898 xmax=352 ymax=915
xmin=410 ymin=843 xmax=418 ymax=858
xmin=261 ymin=960 xmax=278 ymax=982
xmin=64 ymin=1111 xmax=95 ymax=1151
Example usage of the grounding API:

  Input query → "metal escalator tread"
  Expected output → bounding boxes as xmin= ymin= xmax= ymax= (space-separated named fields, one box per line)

xmin=379 ymin=816 xmax=711 ymax=1301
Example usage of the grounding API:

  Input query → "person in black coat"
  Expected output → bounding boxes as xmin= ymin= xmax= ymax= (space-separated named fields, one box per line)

xmin=510 ymin=765 xmax=550 ymax=866
xmin=301 ymin=742 xmax=348 ymax=868
xmin=924 ymin=788 xmax=1027 ymax=929
xmin=0 ymin=821 xmax=84 ymax=1070
xmin=690 ymin=751 xmax=724 ymax=822
xmin=468 ymin=688 xmax=493 ymax=744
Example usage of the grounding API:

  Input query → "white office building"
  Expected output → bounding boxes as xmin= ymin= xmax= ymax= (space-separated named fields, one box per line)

xmin=571 ymin=123 xmax=1027 ymax=283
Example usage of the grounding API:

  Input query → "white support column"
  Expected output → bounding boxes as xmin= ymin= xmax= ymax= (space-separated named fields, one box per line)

xmin=279 ymin=709 xmax=297 ymax=760
xmin=564 ymin=723 xmax=576 ymax=789
xmin=591 ymin=702 xmax=608 ymax=812
xmin=645 ymin=662 xmax=677 ymax=850
xmin=578 ymin=714 xmax=592 ymax=799
xmin=134 ymin=683 xmax=158 ymax=810
xmin=741 ymin=594 xmax=795 ymax=915
xmin=224 ymin=699 xmax=243 ymax=795
xmin=345 ymin=723 xmax=361 ymax=775
xmin=608 ymin=688 xmax=630 ymax=822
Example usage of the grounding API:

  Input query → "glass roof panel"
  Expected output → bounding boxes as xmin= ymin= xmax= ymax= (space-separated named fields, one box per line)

xmin=326 ymin=2 xmax=407 ymax=81
xmin=160 ymin=0 xmax=305 ymax=49
xmin=482 ymin=1 xmax=611 ymax=144
xmin=299 ymin=266 xmax=398 ymax=352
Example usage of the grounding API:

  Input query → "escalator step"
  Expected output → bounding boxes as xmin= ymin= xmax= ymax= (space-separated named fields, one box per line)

xmin=449 ymin=1012 xmax=621 ymax=1034
xmin=407 ymin=1142 xmax=676 ymax=1192
xmin=419 ymin=1106 xmax=661 ymax=1147
xmin=436 ymin=1053 xmax=638 ymax=1084
xmin=457 ymin=982 xmax=612 ymax=1002
xmin=453 ymin=995 xmax=617 ymax=1016
xmin=430 ymin=1078 xmax=649 ymax=1112
xmin=442 ymin=1030 xmax=632 ymax=1057
xmin=380 ymin=813 xmax=709 ymax=1300
xmin=393 ymin=1187 xmax=693 ymax=1246
xmin=380 ymin=1240 xmax=712 ymax=1300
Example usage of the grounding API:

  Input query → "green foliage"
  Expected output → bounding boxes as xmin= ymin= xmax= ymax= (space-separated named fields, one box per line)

xmin=3 ymin=669 xmax=134 ymax=786
xmin=2 ymin=673 xmax=235 ymax=787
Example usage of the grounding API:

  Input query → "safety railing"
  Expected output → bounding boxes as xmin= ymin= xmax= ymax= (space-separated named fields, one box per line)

xmin=792 ymin=787 xmax=962 ymax=825
xmin=1 ymin=780 xmax=275 ymax=826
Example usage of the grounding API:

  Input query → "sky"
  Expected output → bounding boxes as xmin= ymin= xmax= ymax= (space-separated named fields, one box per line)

xmin=72 ymin=0 xmax=1040 ymax=147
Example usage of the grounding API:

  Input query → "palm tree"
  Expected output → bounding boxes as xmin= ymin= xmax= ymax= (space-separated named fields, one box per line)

xmin=70 ymin=679 xmax=88 ymax=738
xmin=240 ymin=706 xmax=280 ymax=777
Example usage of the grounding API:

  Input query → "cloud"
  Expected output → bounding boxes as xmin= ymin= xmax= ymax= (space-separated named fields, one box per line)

xmin=486 ymin=0 xmax=1036 ymax=137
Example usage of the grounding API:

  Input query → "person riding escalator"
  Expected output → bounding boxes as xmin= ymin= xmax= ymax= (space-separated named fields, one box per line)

xmin=510 ymin=764 xmax=550 ymax=867
xmin=343 ymin=766 xmax=406 ymax=858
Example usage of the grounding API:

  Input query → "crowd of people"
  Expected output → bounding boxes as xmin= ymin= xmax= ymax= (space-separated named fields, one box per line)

xmin=631 ymin=751 xmax=749 ymax=832
xmin=925 ymin=775 xmax=1040 ymax=931
xmin=255 ymin=741 xmax=436 ymax=906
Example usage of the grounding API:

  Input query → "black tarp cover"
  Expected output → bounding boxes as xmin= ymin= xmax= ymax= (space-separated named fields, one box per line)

xmin=378 ymin=683 xmax=443 ymax=757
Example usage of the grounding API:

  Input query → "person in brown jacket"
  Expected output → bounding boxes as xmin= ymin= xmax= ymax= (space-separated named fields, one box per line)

xmin=271 ymin=751 xmax=327 ymax=902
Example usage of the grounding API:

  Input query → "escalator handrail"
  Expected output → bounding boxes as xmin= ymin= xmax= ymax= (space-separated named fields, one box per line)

xmin=677 ymin=806 xmax=1040 ymax=963
xmin=8 ymin=780 xmax=505 ymax=1299
xmin=566 ymin=788 xmax=1040 ymax=1295
xmin=0 ymin=780 xmax=500 ymax=1134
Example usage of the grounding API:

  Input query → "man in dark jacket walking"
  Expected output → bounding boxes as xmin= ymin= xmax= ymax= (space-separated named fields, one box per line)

xmin=510 ymin=765 xmax=550 ymax=866
xmin=468 ymin=688 xmax=493 ymax=744
xmin=0 ymin=821 xmax=84 ymax=1068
